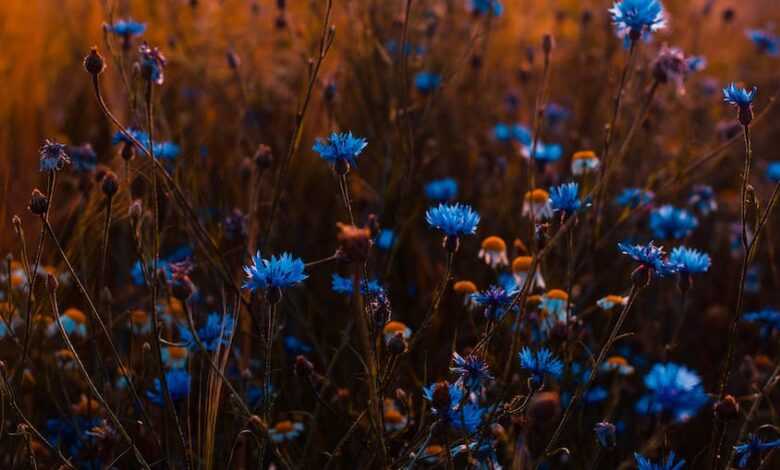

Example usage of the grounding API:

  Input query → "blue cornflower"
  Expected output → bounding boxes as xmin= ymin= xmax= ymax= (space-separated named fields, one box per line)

xmin=470 ymin=285 xmax=518 ymax=320
xmin=493 ymin=123 xmax=513 ymax=142
xmin=594 ymin=421 xmax=617 ymax=448
xmin=766 ymin=162 xmax=780 ymax=183
xmin=734 ymin=435 xmax=780 ymax=468
xmin=375 ymin=229 xmax=396 ymax=251
xmin=743 ymin=308 xmax=780 ymax=337
xmin=513 ymin=124 xmax=533 ymax=145
xmin=686 ymin=55 xmax=707 ymax=72
xmin=312 ymin=131 xmax=368 ymax=171
xmin=130 ymin=245 xmax=192 ymax=286
xmin=687 ymin=184 xmax=717 ymax=215
xmin=636 ymin=363 xmax=708 ymax=422
xmin=147 ymin=369 xmax=191 ymax=406
xmin=470 ymin=0 xmax=503 ymax=16
xmin=746 ymin=29 xmax=779 ymax=56
xmin=549 ymin=182 xmax=582 ymax=215
xmin=649 ymin=205 xmax=698 ymax=240
xmin=518 ymin=347 xmax=564 ymax=384
xmin=423 ymin=382 xmax=485 ymax=434
xmin=108 ymin=19 xmax=146 ymax=38
xmin=243 ymin=251 xmax=307 ymax=294
xmin=178 ymin=313 xmax=234 ymax=352
xmin=112 ymin=128 xmax=150 ymax=147
xmin=451 ymin=352 xmax=493 ymax=391
xmin=669 ymin=247 xmax=710 ymax=274
xmin=66 ymin=144 xmax=97 ymax=173
xmin=153 ymin=141 xmax=181 ymax=161
xmin=414 ymin=71 xmax=442 ymax=94
xmin=615 ymin=188 xmax=655 ymax=208
xmin=39 ymin=140 xmax=70 ymax=172
xmin=609 ymin=0 xmax=667 ymax=42
xmin=618 ymin=241 xmax=680 ymax=278
xmin=425 ymin=178 xmax=459 ymax=202
xmin=634 ymin=451 xmax=685 ymax=470
xmin=425 ymin=203 xmax=480 ymax=237
xmin=544 ymin=103 xmax=571 ymax=127
xmin=283 ymin=335 xmax=313 ymax=355
xmin=139 ymin=43 xmax=166 ymax=85
xmin=523 ymin=142 xmax=563 ymax=163
xmin=330 ymin=273 xmax=384 ymax=296
xmin=723 ymin=83 xmax=757 ymax=126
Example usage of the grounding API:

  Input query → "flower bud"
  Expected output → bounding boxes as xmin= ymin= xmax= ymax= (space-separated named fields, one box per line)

xmin=101 ymin=171 xmax=119 ymax=197
xmin=714 ymin=395 xmax=740 ymax=421
xmin=84 ymin=47 xmax=106 ymax=75
xmin=29 ymin=189 xmax=49 ymax=215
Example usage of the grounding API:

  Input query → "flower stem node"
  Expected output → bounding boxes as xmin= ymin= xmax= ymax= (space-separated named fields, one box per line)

xmin=444 ymin=235 xmax=460 ymax=253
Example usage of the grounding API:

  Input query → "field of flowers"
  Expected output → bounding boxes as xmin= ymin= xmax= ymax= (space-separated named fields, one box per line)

xmin=2 ymin=0 xmax=780 ymax=468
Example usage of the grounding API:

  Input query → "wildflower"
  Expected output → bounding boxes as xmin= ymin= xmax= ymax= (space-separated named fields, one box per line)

xmin=523 ymin=189 xmax=553 ymax=220
xmin=49 ymin=308 xmax=88 ymax=339
xmin=414 ymin=71 xmax=442 ymax=94
xmin=470 ymin=285 xmax=518 ymax=321
xmin=66 ymin=144 xmax=97 ymax=173
xmin=571 ymin=150 xmax=600 ymax=175
xmin=454 ymin=280 xmax=479 ymax=306
xmin=451 ymin=352 xmax=493 ymax=391
xmin=423 ymin=382 xmax=485 ymax=434
xmin=602 ymin=356 xmax=635 ymax=375
xmin=541 ymin=289 xmax=570 ymax=324
xmin=129 ymin=309 xmax=152 ymax=335
xmin=687 ymin=184 xmax=717 ymax=215
xmin=478 ymin=236 xmax=508 ymax=268
xmin=382 ymin=321 xmax=411 ymax=342
xmin=723 ymin=82 xmax=757 ymax=126
xmin=686 ymin=55 xmax=707 ymax=72
xmin=424 ymin=178 xmax=459 ymax=202
xmin=518 ymin=347 xmax=564 ymax=384
xmin=426 ymin=203 xmax=480 ymax=251
xmin=609 ymin=0 xmax=667 ymax=43
xmin=107 ymin=19 xmax=146 ymax=47
xmin=147 ymin=369 xmax=191 ymax=405
xmin=179 ymin=313 xmax=234 ymax=352
xmin=162 ymin=346 xmax=188 ymax=369
xmin=766 ymin=162 xmax=780 ymax=183
xmin=243 ymin=251 xmax=307 ymax=299
xmin=375 ymin=229 xmax=396 ymax=251
xmin=544 ymin=103 xmax=571 ymax=128
xmin=594 ymin=421 xmax=617 ymax=448
xmin=634 ymin=451 xmax=685 ymax=470
xmin=493 ymin=123 xmax=513 ymax=142
xmin=636 ymin=362 xmax=708 ymax=422
xmin=138 ymin=43 xmax=166 ymax=85
xmin=669 ymin=247 xmax=711 ymax=274
xmin=618 ymin=241 xmax=680 ymax=279
xmin=470 ymin=0 xmax=503 ymax=16
xmin=743 ymin=308 xmax=780 ymax=336
xmin=549 ymin=182 xmax=582 ymax=216
xmin=615 ymin=188 xmax=655 ymax=208
xmin=39 ymin=140 xmax=71 ymax=172
xmin=312 ymin=131 xmax=367 ymax=174
xmin=734 ymin=435 xmax=780 ymax=468
xmin=652 ymin=46 xmax=689 ymax=94
xmin=649 ymin=205 xmax=698 ymax=239
xmin=746 ymin=29 xmax=779 ymax=56
xmin=512 ymin=124 xmax=533 ymax=145
xmin=511 ymin=256 xmax=545 ymax=289
xmin=523 ymin=142 xmax=563 ymax=164
xmin=597 ymin=294 xmax=628 ymax=311
xmin=268 ymin=420 xmax=304 ymax=442
xmin=331 ymin=273 xmax=383 ymax=296
xmin=383 ymin=400 xmax=408 ymax=432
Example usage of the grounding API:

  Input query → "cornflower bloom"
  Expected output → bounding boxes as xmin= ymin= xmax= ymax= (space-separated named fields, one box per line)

xmin=424 ymin=178 xmax=458 ymax=202
xmin=470 ymin=285 xmax=518 ymax=321
xmin=425 ymin=203 xmax=480 ymax=252
xmin=518 ymin=347 xmax=564 ymax=384
xmin=268 ymin=420 xmax=305 ymax=442
xmin=766 ymin=162 xmax=780 ymax=183
xmin=147 ymin=369 xmax=191 ymax=406
xmin=450 ymin=352 xmax=493 ymax=391
xmin=178 ymin=313 xmax=234 ymax=352
xmin=478 ymin=236 xmax=509 ymax=268
xmin=243 ymin=251 xmax=307 ymax=302
xmin=330 ymin=273 xmax=383 ymax=296
xmin=571 ymin=150 xmax=600 ymax=175
xmin=414 ymin=71 xmax=442 ymax=94
xmin=139 ymin=43 xmax=166 ymax=85
xmin=512 ymin=256 xmax=546 ymax=289
xmin=470 ymin=0 xmax=503 ymax=16
xmin=618 ymin=241 xmax=680 ymax=279
xmin=609 ymin=0 xmax=667 ymax=43
xmin=39 ymin=140 xmax=71 ymax=172
xmin=687 ymin=184 xmax=717 ymax=215
xmin=549 ymin=182 xmax=582 ymax=216
xmin=312 ymin=131 xmax=367 ymax=174
xmin=723 ymin=82 xmax=757 ymax=126
xmin=615 ymin=188 xmax=655 ymax=208
xmin=375 ymin=229 xmax=396 ymax=250
xmin=523 ymin=189 xmax=553 ymax=220
xmin=423 ymin=382 xmax=485 ymax=434
xmin=635 ymin=362 xmax=708 ymax=422
xmin=523 ymin=142 xmax=563 ymax=165
xmin=669 ymin=247 xmax=711 ymax=286
xmin=107 ymin=19 xmax=146 ymax=48
xmin=649 ymin=205 xmax=698 ymax=240
xmin=734 ymin=435 xmax=780 ymax=468
xmin=634 ymin=451 xmax=685 ymax=470
xmin=742 ymin=308 xmax=780 ymax=337
xmin=746 ymin=29 xmax=779 ymax=56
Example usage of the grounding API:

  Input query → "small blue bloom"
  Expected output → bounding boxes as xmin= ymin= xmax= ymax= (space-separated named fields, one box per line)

xmin=414 ymin=71 xmax=442 ymax=94
xmin=66 ymin=144 xmax=97 ymax=173
xmin=669 ymin=247 xmax=711 ymax=274
xmin=470 ymin=0 xmax=503 ymax=16
xmin=451 ymin=352 xmax=493 ymax=391
xmin=687 ymin=184 xmax=717 ymax=215
xmin=178 ymin=313 xmax=234 ymax=352
xmin=161 ymin=346 xmax=188 ymax=369
xmin=618 ymin=241 xmax=680 ymax=278
xmin=544 ymin=103 xmax=571 ymax=127
xmin=493 ymin=123 xmax=513 ymax=142
xmin=766 ymin=162 xmax=780 ymax=183
xmin=153 ymin=141 xmax=181 ymax=161
xmin=634 ymin=451 xmax=685 ymax=470
xmin=422 ymin=382 xmax=485 ymax=434
xmin=609 ymin=0 xmax=667 ymax=42
xmin=243 ymin=252 xmax=307 ymax=292
xmin=743 ymin=308 xmax=780 ymax=337
xmin=734 ymin=435 xmax=780 ymax=468
xmin=425 ymin=178 xmax=459 ymax=202
xmin=686 ymin=55 xmax=707 ymax=72
xmin=330 ymin=273 xmax=384 ymax=296
xmin=375 ymin=229 xmax=396 ymax=251
xmin=470 ymin=285 xmax=518 ymax=321
xmin=283 ymin=335 xmax=313 ymax=355
xmin=746 ymin=29 xmax=779 ymax=56
xmin=524 ymin=142 xmax=563 ymax=163
xmin=549 ymin=182 xmax=582 ymax=215
xmin=139 ymin=43 xmax=166 ymax=85
xmin=723 ymin=82 xmax=757 ymax=107
xmin=147 ymin=369 xmax=191 ymax=406
xmin=112 ymin=128 xmax=150 ymax=146
xmin=615 ymin=188 xmax=655 ymax=208
xmin=312 ymin=131 xmax=368 ymax=168
xmin=425 ymin=203 xmax=480 ymax=237
xmin=649 ymin=205 xmax=698 ymax=240
xmin=518 ymin=347 xmax=564 ymax=384
xmin=40 ymin=140 xmax=70 ymax=172
xmin=108 ymin=19 xmax=146 ymax=38
xmin=636 ymin=362 xmax=708 ymax=422
xmin=512 ymin=124 xmax=533 ymax=145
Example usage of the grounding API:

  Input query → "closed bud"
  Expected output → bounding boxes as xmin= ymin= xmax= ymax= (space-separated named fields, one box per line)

xmin=101 ymin=171 xmax=119 ymax=197
xmin=84 ymin=47 xmax=106 ymax=75
xmin=29 ymin=189 xmax=49 ymax=215
xmin=294 ymin=355 xmax=313 ymax=377
xmin=253 ymin=144 xmax=274 ymax=169
xmin=714 ymin=395 xmax=740 ymax=420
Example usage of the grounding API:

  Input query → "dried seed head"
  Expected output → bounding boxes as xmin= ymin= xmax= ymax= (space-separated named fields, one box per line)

xmin=84 ymin=47 xmax=106 ymax=75
xmin=29 ymin=189 xmax=49 ymax=215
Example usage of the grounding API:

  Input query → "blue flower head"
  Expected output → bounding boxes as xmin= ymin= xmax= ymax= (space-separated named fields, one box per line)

xmin=636 ymin=362 xmax=708 ymax=422
xmin=139 ymin=43 xmax=166 ymax=85
xmin=178 ymin=313 xmax=234 ymax=352
xmin=687 ymin=184 xmax=717 ymax=215
xmin=615 ymin=188 xmax=655 ymax=208
xmin=609 ymin=0 xmax=667 ymax=42
xmin=108 ymin=19 xmax=146 ymax=38
xmin=618 ymin=241 xmax=680 ymax=278
xmin=518 ymin=347 xmax=564 ymax=384
xmin=425 ymin=178 xmax=459 ymax=202
xmin=686 ymin=55 xmax=707 ymax=72
xmin=243 ymin=251 xmax=307 ymax=293
xmin=451 ymin=352 xmax=493 ymax=391
xmin=746 ymin=29 xmax=779 ymax=56
xmin=544 ymin=103 xmax=571 ymax=127
xmin=40 ymin=140 xmax=71 ymax=172
xmin=147 ymin=369 xmax=191 ymax=406
xmin=649 ymin=205 xmax=698 ymax=240
xmin=470 ymin=0 xmax=503 ymax=16
xmin=766 ymin=162 xmax=780 ymax=183
xmin=634 ymin=451 xmax=685 ymax=470
xmin=734 ymin=435 xmax=780 ymax=468
xmin=669 ymin=247 xmax=711 ymax=274
xmin=375 ymin=229 xmax=396 ymax=251
xmin=493 ymin=123 xmax=512 ymax=142
xmin=312 ymin=132 xmax=367 ymax=170
xmin=414 ymin=71 xmax=442 ymax=94
xmin=723 ymin=83 xmax=757 ymax=108
xmin=425 ymin=203 xmax=480 ymax=237
xmin=283 ymin=335 xmax=313 ymax=355
xmin=743 ymin=308 xmax=780 ymax=337
xmin=512 ymin=124 xmax=533 ymax=145
xmin=470 ymin=285 xmax=518 ymax=321
xmin=549 ymin=182 xmax=582 ymax=215
xmin=330 ymin=273 xmax=384 ymax=296
xmin=67 ymin=144 xmax=97 ymax=173
xmin=423 ymin=382 xmax=485 ymax=434
xmin=527 ymin=142 xmax=563 ymax=164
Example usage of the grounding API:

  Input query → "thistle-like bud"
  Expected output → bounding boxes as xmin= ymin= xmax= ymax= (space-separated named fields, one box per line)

xmin=84 ymin=47 xmax=106 ymax=75
xmin=101 ymin=171 xmax=119 ymax=197
xmin=29 ymin=189 xmax=49 ymax=215
xmin=714 ymin=395 xmax=740 ymax=421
